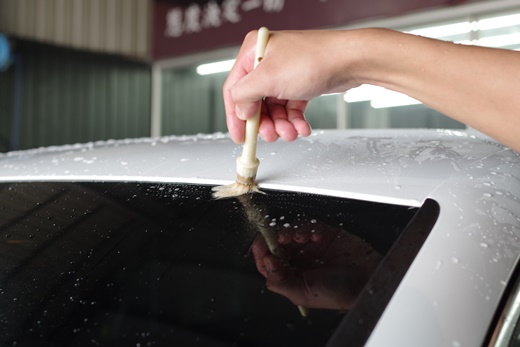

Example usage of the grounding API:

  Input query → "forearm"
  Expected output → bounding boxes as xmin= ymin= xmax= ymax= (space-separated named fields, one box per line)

xmin=349 ymin=28 xmax=520 ymax=152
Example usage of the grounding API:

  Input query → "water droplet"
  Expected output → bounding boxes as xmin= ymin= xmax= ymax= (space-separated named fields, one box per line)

xmin=435 ymin=260 xmax=443 ymax=270
xmin=452 ymin=257 xmax=460 ymax=264
xmin=480 ymin=242 xmax=489 ymax=248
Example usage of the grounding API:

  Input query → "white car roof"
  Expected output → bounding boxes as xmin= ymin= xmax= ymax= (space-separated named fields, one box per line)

xmin=0 ymin=129 xmax=506 ymax=207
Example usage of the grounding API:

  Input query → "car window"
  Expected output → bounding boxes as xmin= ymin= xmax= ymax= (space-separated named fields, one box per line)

xmin=0 ymin=182 xmax=433 ymax=347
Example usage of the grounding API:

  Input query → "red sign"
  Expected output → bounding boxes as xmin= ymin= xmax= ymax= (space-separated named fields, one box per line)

xmin=152 ymin=0 xmax=471 ymax=60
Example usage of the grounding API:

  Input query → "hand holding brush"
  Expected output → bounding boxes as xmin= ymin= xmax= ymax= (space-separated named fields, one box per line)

xmin=212 ymin=27 xmax=270 ymax=199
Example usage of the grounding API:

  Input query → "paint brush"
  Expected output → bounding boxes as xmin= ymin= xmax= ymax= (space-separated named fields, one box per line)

xmin=212 ymin=27 xmax=269 ymax=199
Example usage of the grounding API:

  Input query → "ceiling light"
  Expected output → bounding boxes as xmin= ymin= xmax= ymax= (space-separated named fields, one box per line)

xmin=345 ymin=85 xmax=421 ymax=108
xmin=196 ymin=59 xmax=235 ymax=75
xmin=408 ymin=21 xmax=474 ymax=39
xmin=344 ymin=85 xmax=382 ymax=103
xmin=476 ymin=32 xmax=520 ymax=48
xmin=370 ymin=89 xmax=421 ymax=109
xmin=478 ymin=13 xmax=520 ymax=31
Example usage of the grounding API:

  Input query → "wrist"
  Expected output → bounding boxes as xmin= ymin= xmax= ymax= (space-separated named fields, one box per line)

xmin=341 ymin=28 xmax=400 ymax=88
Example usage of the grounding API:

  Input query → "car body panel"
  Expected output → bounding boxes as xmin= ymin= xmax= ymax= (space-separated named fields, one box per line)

xmin=367 ymin=147 xmax=520 ymax=347
xmin=0 ymin=129 xmax=504 ymax=207
xmin=1 ymin=129 xmax=519 ymax=347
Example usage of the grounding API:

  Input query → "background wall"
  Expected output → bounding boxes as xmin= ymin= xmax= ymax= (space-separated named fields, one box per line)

xmin=0 ymin=0 xmax=150 ymax=60
xmin=0 ymin=41 xmax=150 ymax=152
xmin=0 ymin=0 xmax=518 ymax=152
xmin=161 ymin=67 xmax=227 ymax=136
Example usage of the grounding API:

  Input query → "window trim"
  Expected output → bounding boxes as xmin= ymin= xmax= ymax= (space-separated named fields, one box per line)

xmin=486 ymin=256 xmax=520 ymax=346
xmin=327 ymin=198 xmax=440 ymax=347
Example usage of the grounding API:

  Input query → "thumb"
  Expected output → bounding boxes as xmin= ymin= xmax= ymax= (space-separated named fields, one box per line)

xmin=264 ymin=255 xmax=287 ymax=282
xmin=231 ymin=66 xmax=272 ymax=120
xmin=235 ymin=100 xmax=262 ymax=121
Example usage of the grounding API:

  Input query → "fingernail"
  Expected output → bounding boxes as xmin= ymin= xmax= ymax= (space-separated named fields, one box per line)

xmin=264 ymin=258 xmax=271 ymax=272
xmin=235 ymin=105 xmax=246 ymax=120
xmin=265 ymin=258 xmax=278 ymax=273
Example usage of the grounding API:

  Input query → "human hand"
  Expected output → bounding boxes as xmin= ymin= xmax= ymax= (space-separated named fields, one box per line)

xmin=251 ymin=222 xmax=381 ymax=310
xmin=223 ymin=29 xmax=363 ymax=144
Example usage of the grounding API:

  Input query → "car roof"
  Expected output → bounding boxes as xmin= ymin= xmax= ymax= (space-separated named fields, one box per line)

xmin=0 ymin=129 xmax=506 ymax=207
xmin=1 ymin=128 xmax=520 ymax=347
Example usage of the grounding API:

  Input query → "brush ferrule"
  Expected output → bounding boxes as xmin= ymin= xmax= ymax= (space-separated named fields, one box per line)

xmin=236 ymin=156 xmax=259 ymax=180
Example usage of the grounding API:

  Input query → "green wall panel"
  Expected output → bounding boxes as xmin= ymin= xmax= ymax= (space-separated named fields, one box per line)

xmin=0 ymin=40 xmax=151 ymax=152
xmin=161 ymin=67 xmax=227 ymax=136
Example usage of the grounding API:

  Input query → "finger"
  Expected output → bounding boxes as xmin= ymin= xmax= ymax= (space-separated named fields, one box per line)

xmin=266 ymin=98 xmax=299 ymax=142
xmin=265 ymin=98 xmax=311 ymax=141
xmin=222 ymin=31 xmax=260 ymax=143
xmin=251 ymin=237 xmax=270 ymax=277
xmin=277 ymin=224 xmax=316 ymax=244
xmin=264 ymin=255 xmax=288 ymax=282
xmin=278 ymin=230 xmax=292 ymax=244
xmin=297 ymin=222 xmax=324 ymax=242
xmin=230 ymin=65 xmax=273 ymax=117
xmin=265 ymin=267 xmax=309 ymax=307
xmin=310 ymin=230 xmax=323 ymax=242
xmin=229 ymin=52 xmax=276 ymax=124
xmin=258 ymin=103 xmax=279 ymax=143
xmin=223 ymin=66 xmax=248 ymax=144
xmin=225 ymin=107 xmax=245 ymax=144
xmin=286 ymin=100 xmax=312 ymax=137
xmin=293 ymin=229 xmax=310 ymax=244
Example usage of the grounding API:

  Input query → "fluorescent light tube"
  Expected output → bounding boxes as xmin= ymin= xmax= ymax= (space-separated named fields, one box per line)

xmin=370 ymin=89 xmax=421 ymax=109
xmin=408 ymin=21 xmax=473 ymax=39
xmin=478 ymin=13 xmax=520 ymax=31
xmin=196 ymin=59 xmax=236 ymax=75
xmin=476 ymin=32 xmax=520 ymax=48
xmin=345 ymin=85 xmax=421 ymax=108
xmin=344 ymin=85 xmax=383 ymax=103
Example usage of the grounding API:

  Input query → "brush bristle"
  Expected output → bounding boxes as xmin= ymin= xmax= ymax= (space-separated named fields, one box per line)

xmin=212 ymin=181 xmax=262 ymax=199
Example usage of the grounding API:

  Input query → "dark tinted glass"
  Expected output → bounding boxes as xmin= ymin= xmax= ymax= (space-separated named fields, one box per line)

xmin=0 ymin=182 xmax=421 ymax=347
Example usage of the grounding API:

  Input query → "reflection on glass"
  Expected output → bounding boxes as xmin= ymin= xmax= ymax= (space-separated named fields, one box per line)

xmin=0 ymin=182 xmax=417 ymax=347
xmin=240 ymin=194 xmax=381 ymax=313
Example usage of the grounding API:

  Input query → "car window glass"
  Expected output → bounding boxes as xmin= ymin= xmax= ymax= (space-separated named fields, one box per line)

xmin=0 ymin=182 xmax=424 ymax=347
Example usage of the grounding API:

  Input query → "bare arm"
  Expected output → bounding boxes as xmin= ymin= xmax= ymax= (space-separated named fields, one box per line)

xmin=360 ymin=28 xmax=520 ymax=152
xmin=223 ymin=28 xmax=520 ymax=152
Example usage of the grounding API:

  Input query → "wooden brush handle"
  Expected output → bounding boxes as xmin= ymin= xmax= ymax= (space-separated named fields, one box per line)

xmin=241 ymin=27 xmax=269 ymax=166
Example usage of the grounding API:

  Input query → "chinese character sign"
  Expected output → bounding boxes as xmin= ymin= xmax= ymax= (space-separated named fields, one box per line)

xmin=153 ymin=0 xmax=457 ymax=60
xmin=164 ymin=0 xmax=285 ymax=39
